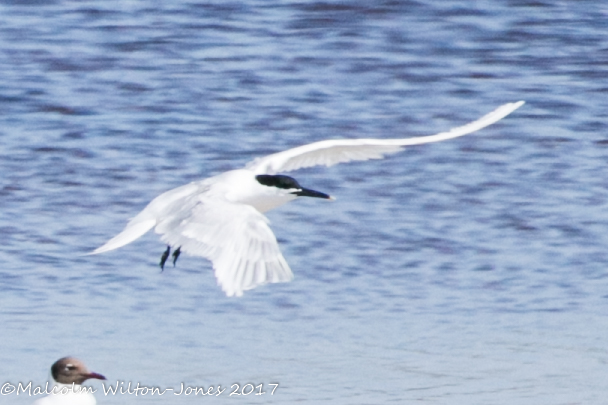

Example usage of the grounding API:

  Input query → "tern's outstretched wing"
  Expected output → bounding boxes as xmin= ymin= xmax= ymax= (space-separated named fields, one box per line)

xmin=246 ymin=101 xmax=525 ymax=175
xmin=156 ymin=196 xmax=293 ymax=297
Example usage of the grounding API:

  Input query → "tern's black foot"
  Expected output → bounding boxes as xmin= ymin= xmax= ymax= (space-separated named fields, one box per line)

xmin=160 ymin=246 xmax=171 ymax=271
xmin=172 ymin=247 xmax=181 ymax=266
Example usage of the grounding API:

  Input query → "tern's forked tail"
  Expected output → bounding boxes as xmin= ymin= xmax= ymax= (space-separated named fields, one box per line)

xmin=88 ymin=218 xmax=156 ymax=255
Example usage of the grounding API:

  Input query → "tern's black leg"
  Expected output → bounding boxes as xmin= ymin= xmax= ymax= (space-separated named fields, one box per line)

xmin=172 ymin=247 xmax=181 ymax=266
xmin=160 ymin=246 xmax=171 ymax=271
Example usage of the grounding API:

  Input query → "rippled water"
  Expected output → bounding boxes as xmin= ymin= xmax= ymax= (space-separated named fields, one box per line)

xmin=1 ymin=1 xmax=607 ymax=404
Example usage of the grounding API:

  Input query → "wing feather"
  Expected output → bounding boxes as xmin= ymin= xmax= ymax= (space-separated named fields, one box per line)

xmin=158 ymin=197 xmax=293 ymax=297
xmin=246 ymin=101 xmax=524 ymax=174
xmin=89 ymin=182 xmax=204 ymax=255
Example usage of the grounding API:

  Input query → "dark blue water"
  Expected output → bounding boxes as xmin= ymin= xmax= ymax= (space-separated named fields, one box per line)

xmin=1 ymin=1 xmax=607 ymax=404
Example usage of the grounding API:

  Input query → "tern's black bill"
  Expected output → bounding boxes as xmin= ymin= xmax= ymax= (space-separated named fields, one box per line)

xmin=293 ymin=187 xmax=331 ymax=199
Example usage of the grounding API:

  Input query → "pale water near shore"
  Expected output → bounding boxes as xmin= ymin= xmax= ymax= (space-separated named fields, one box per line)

xmin=1 ymin=1 xmax=607 ymax=404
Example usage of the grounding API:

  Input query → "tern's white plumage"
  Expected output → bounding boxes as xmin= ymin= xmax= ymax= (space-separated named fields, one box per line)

xmin=91 ymin=101 xmax=525 ymax=296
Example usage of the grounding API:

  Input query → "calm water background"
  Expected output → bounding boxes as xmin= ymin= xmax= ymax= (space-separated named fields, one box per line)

xmin=1 ymin=1 xmax=607 ymax=404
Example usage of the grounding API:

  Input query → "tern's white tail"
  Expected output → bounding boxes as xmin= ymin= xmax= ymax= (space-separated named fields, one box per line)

xmin=89 ymin=218 xmax=156 ymax=255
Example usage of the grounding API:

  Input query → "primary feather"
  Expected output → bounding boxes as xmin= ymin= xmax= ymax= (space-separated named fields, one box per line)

xmin=246 ymin=101 xmax=524 ymax=174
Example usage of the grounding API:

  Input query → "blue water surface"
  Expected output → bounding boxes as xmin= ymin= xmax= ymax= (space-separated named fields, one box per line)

xmin=1 ymin=1 xmax=607 ymax=404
